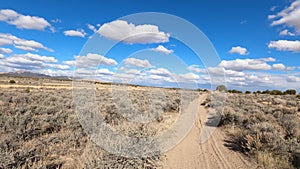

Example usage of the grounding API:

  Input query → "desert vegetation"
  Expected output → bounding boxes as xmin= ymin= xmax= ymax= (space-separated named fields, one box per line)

xmin=0 ymin=77 xmax=200 ymax=169
xmin=216 ymin=85 xmax=227 ymax=92
xmin=216 ymin=85 xmax=298 ymax=95
xmin=1 ymin=77 xmax=299 ymax=169
xmin=253 ymin=89 xmax=297 ymax=96
xmin=9 ymin=80 xmax=16 ymax=84
xmin=219 ymin=93 xmax=300 ymax=169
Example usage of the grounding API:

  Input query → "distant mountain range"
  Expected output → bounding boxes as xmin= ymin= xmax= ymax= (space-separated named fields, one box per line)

xmin=0 ymin=71 xmax=72 ymax=80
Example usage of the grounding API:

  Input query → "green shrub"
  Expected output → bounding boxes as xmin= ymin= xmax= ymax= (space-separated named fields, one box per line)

xmin=254 ymin=90 xmax=261 ymax=94
xmin=270 ymin=90 xmax=283 ymax=95
xmin=284 ymin=89 xmax=297 ymax=95
xmin=24 ymin=87 xmax=30 ymax=93
xmin=216 ymin=85 xmax=227 ymax=92
xmin=262 ymin=90 xmax=270 ymax=94
xmin=260 ymin=89 xmax=297 ymax=95
xmin=245 ymin=91 xmax=251 ymax=94
xmin=228 ymin=89 xmax=243 ymax=94
xmin=9 ymin=80 xmax=16 ymax=84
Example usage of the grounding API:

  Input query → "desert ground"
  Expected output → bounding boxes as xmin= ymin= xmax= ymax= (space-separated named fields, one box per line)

xmin=0 ymin=76 xmax=299 ymax=169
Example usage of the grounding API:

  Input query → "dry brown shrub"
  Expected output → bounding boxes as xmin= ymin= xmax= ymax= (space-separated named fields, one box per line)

xmin=218 ymin=93 xmax=300 ymax=169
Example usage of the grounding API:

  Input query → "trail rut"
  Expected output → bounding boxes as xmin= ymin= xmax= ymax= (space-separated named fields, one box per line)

xmin=164 ymin=94 xmax=259 ymax=169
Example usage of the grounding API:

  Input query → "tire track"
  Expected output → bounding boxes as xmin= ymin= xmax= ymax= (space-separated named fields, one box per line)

xmin=198 ymin=98 xmax=225 ymax=169
xmin=210 ymin=128 xmax=232 ymax=169
xmin=164 ymin=93 xmax=259 ymax=169
xmin=197 ymin=113 xmax=211 ymax=169
xmin=200 ymin=126 xmax=224 ymax=169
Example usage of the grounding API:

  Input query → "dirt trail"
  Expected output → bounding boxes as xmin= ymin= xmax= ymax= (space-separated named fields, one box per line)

xmin=164 ymin=94 xmax=259 ymax=169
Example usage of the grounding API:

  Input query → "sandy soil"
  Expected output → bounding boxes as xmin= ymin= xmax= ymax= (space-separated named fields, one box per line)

xmin=163 ymin=94 xmax=259 ymax=169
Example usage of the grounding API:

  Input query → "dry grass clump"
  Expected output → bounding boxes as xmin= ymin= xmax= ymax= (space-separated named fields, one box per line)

xmin=81 ymin=140 xmax=163 ymax=169
xmin=220 ymin=93 xmax=300 ymax=169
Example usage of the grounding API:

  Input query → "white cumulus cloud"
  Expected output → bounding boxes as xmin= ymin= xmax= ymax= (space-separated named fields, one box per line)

xmin=87 ymin=24 xmax=97 ymax=32
xmin=0 ymin=53 xmax=70 ymax=72
xmin=14 ymin=45 xmax=37 ymax=51
xmin=268 ymin=40 xmax=300 ymax=52
xmin=187 ymin=65 xmax=207 ymax=73
xmin=218 ymin=58 xmax=274 ymax=71
xmin=98 ymin=20 xmax=170 ymax=44
xmin=179 ymin=72 xmax=199 ymax=81
xmin=0 ymin=47 xmax=12 ymax=54
xmin=0 ymin=37 xmax=13 ymax=46
xmin=286 ymin=66 xmax=296 ymax=71
xmin=207 ymin=67 xmax=245 ymax=77
xmin=64 ymin=29 xmax=87 ymax=38
xmin=15 ymin=53 xmax=57 ymax=62
xmin=0 ymin=9 xmax=52 ymax=31
xmin=269 ymin=0 xmax=300 ymax=34
xmin=229 ymin=46 xmax=249 ymax=55
xmin=279 ymin=29 xmax=295 ymax=36
xmin=45 ymin=63 xmax=70 ymax=70
xmin=272 ymin=63 xmax=286 ymax=70
xmin=123 ymin=58 xmax=153 ymax=68
xmin=96 ymin=68 xmax=114 ymax=75
xmin=0 ymin=33 xmax=53 ymax=52
xmin=152 ymin=45 xmax=173 ymax=54
xmin=64 ymin=53 xmax=117 ymax=68
xmin=148 ymin=68 xmax=172 ymax=77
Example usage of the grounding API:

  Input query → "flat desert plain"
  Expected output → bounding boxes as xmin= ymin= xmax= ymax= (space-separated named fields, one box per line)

xmin=1 ymin=76 xmax=299 ymax=169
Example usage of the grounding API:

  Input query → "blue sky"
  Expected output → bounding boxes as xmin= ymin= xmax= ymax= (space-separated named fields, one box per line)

xmin=0 ymin=0 xmax=300 ymax=91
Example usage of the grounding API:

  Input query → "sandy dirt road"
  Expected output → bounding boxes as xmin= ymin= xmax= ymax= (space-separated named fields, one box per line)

xmin=164 ymin=94 xmax=259 ymax=169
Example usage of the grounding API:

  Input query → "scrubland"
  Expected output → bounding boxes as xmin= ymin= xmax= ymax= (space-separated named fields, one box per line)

xmin=0 ymin=77 xmax=190 ymax=169
xmin=1 ymin=76 xmax=299 ymax=169
xmin=219 ymin=93 xmax=300 ymax=169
